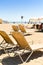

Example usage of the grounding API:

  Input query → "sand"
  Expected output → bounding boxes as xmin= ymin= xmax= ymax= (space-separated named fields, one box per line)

xmin=0 ymin=23 xmax=43 ymax=65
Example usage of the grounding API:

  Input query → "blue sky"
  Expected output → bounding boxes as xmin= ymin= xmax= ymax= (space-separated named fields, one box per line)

xmin=0 ymin=0 xmax=43 ymax=22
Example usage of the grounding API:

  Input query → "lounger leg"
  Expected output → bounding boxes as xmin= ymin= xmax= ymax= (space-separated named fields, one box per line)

xmin=0 ymin=45 xmax=4 ymax=49
xmin=14 ymin=49 xmax=24 ymax=63
xmin=16 ymin=51 xmax=33 ymax=63
xmin=0 ymin=40 xmax=4 ymax=45
xmin=18 ymin=54 xmax=24 ymax=63
xmin=0 ymin=44 xmax=10 ymax=56
xmin=25 ymin=51 xmax=33 ymax=62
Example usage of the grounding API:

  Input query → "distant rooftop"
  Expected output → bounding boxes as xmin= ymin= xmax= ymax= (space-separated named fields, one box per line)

xmin=29 ymin=18 xmax=43 ymax=24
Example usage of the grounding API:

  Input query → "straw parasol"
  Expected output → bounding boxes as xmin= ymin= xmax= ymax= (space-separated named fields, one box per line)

xmin=0 ymin=19 xmax=3 ymax=24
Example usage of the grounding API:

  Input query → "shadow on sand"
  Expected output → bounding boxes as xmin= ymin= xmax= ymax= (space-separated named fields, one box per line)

xmin=35 ymin=30 xmax=43 ymax=33
xmin=1 ymin=51 xmax=43 ymax=65
xmin=0 ymin=50 xmax=5 ymax=55
xmin=24 ymin=34 xmax=32 ymax=36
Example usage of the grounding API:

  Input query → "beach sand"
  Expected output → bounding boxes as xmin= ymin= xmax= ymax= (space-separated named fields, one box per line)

xmin=0 ymin=24 xmax=43 ymax=65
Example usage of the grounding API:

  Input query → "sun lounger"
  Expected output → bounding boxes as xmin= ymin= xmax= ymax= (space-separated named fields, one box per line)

xmin=11 ymin=32 xmax=43 ymax=63
xmin=19 ymin=24 xmax=26 ymax=33
xmin=12 ymin=25 xmax=19 ymax=31
xmin=12 ymin=25 xmax=30 ymax=36
xmin=0 ymin=31 xmax=18 ymax=54
xmin=19 ymin=24 xmax=30 ymax=36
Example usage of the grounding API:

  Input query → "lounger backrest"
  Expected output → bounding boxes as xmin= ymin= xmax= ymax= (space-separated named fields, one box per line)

xmin=19 ymin=25 xmax=26 ymax=33
xmin=0 ymin=31 xmax=14 ymax=45
xmin=12 ymin=25 xmax=19 ymax=31
xmin=12 ymin=32 xmax=32 ymax=50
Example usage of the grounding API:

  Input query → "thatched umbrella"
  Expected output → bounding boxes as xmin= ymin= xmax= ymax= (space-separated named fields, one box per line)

xmin=0 ymin=19 xmax=3 ymax=24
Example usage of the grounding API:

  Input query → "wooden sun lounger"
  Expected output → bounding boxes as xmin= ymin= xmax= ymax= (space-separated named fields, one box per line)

xmin=11 ymin=32 xmax=43 ymax=63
